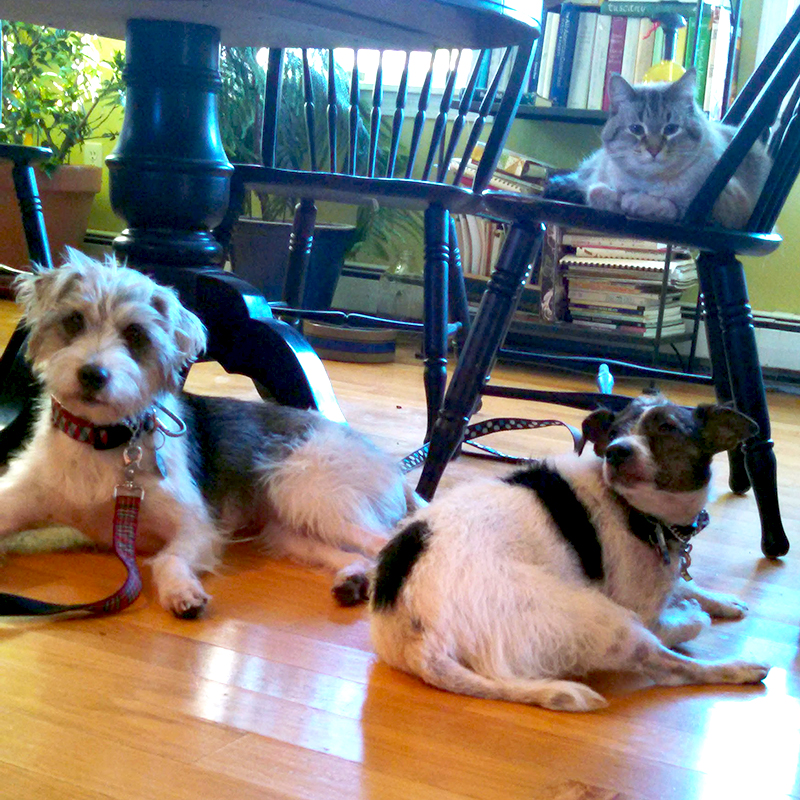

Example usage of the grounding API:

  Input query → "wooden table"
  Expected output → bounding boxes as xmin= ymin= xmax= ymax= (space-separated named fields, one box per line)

xmin=2 ymin=0 xmax=537 ymax=419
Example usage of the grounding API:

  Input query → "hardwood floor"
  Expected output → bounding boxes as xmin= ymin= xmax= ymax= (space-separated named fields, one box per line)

xmin=1 ymin=296 xmax=799 ymax=800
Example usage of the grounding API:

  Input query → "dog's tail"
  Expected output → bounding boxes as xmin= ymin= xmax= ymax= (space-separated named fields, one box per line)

xmin=406 ymin=642 xmax=608 ymax=712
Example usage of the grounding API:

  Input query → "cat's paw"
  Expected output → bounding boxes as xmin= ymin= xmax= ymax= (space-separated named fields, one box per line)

xmin=620 ymin=192 xmax=680 ymax=222
xmin=587 ymin=184 xmax=623 ymax=212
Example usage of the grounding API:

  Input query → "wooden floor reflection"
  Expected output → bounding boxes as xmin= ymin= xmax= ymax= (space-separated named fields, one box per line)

xmin=1 ymin=299 xmax=798 ymax=800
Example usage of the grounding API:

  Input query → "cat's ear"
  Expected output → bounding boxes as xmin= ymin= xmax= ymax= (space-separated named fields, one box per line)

xmin=607 ymin=73 xmax=635 ymax=112
xmin=670 ymin=68 xmax=697 ymax=102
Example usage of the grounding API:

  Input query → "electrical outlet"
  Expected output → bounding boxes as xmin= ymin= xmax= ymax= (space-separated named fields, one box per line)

xmin=84 ymin=142 xmax=104 ymax=168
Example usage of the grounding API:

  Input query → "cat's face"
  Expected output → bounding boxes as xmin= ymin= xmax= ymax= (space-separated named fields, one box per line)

xmin=601 ymin=70 xmax=707 ymax=177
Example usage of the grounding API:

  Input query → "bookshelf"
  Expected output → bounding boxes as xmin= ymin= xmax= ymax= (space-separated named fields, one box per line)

xmin=533 ymin=0 xmax=742 ymax=119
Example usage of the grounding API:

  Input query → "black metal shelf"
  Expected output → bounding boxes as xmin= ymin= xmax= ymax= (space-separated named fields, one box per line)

xmin=515 ymin=105 xmax=607 ymax=125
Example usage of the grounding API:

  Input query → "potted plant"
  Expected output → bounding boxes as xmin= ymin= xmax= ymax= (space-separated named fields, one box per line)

xmin=0 ymin=21 xmax=124 ymax=282
xmin=217 ymin=46 xmax=424 ymax=310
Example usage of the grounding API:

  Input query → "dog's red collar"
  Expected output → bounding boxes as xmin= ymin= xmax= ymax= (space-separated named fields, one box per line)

xmin=51 ymin=397 xmax=155 ymax=451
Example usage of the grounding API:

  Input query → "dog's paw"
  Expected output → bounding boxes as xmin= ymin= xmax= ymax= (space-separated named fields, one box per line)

xmin=656 ymin=599 xmax=711 ymax=648
xmin=716 ymin=660 xmax=770 ymax=685
xmin=332 ymin=572 xmax=370 ymax=606
xmin=162 ymin=582 xmax=210 ymax=619
xmin=540 ymin=681 xmax=608 ymax=712
xmin=702 ymin=592 xmax=749 ymax=620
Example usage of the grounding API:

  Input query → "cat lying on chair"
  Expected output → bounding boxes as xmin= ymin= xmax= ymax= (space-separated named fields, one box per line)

xmin=544 ymin=70 xmax=771 ymax=228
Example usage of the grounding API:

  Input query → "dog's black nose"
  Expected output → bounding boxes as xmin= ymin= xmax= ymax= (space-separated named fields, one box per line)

xmin=77 ymin=364 xmax=110 ymax=392
xmin=605 ymin=442 xmax=634 ymax=469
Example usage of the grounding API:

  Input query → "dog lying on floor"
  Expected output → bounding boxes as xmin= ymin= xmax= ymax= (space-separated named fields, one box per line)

xmin=0 ymin=250 xmax=413 ymax=617
xmin=370 ymin=394 xmax=769 ymax=711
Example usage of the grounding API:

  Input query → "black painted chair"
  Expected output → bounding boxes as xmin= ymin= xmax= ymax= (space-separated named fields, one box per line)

xmin=0 ymin=140 xmax=53 ymax=460
xmin=417 ymin=7 xmax=800 ymax=559
xmin=215 ymin=36 xmax=537 ymax=439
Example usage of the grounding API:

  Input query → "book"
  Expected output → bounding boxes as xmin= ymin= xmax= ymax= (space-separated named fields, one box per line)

xmin=599 ymin=0 xmax=711 ymax=16
xmin=550 ymin=5 xmax=583 ymax=106
xmin=704 ymin=6 xmax=731 ymax=119
xmin=560 ymin=254 xmax=698 ymax=289
xmin=537 ymin=11 xmax=561 ymax=99
xmin=570 ymin=318 xmax=687 ymax=338
xmin=528 ymin=11 xmax=550 ymax=93
xmin=620 ymin=17 xmax=641 ymax=83
xmin=634 ymin=18 xmax=657 ymax=82
xmin=603 ymin=16 xmax=628 ymax=110
xmin=567 ymin=11 xmax=599 ymax=109
xmin=560 ymin=232 xmax=680 ymax=250
xmin=693 ymin=4 xmax=714 ymax=105
xmin=587 ymin=14 xmax=613 ymax=109
xmin=568 ymin=288 xmax=682 ymax=307
xmin=569 ymin=305 xmax=683 ymax=322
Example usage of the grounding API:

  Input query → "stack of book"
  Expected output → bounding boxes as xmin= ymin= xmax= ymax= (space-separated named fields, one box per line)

xmin=558 ymin=232 xmax=697 ymax=338
xmin=532 ymin=0 xmax=737 ymax=118
xmin=452 ymin=145 xmax=552 ymax=278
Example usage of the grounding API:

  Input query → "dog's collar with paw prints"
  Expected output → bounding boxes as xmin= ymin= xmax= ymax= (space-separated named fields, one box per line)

xmin=626 ymin=505 xmax=709 ymax=581
xmin=51 ymin=397 xmax=155 ymax=451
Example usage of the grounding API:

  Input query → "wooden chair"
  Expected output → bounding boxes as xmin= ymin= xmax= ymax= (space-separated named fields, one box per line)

xmin=416 ymin=7 xmax=800 ymax=559
xmin=215 ymin=35 xmax=537 ymax=438
xmin=0 ymin=138 xmax=53 ymax=461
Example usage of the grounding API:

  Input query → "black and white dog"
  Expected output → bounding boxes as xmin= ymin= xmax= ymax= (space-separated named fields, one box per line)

xmin=370 ymin=394 xmax=769 ymax=711
xmin=0 ymin=251 xmax=413 ymax=617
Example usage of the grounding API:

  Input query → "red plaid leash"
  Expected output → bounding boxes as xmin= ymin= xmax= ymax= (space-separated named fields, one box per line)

xmin=0 ymin=409 xmax=152 ymax=618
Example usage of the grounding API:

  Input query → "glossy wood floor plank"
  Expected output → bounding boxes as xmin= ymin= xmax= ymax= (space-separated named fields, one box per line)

xmin=1 ymin=298 xmax=799 ymax=799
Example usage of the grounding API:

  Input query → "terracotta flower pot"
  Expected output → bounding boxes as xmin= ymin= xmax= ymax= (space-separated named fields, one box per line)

xmin=0 ymin=163 xmax=102 ymax=291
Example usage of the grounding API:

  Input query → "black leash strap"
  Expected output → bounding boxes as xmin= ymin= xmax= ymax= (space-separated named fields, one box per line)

xmin=400 ymin=417 xmax=583 ymax=474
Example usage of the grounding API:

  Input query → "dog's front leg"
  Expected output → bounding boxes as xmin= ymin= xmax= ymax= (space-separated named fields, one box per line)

xmin=652 ymin=599 xmax=711 ymax=648
xmin=147 ymin=499 xmax=221 ymax=619
xmin=0 ymin=474 xmax=49 ymax=540
xmin=671 ymin=581 xmax=749 ymax=620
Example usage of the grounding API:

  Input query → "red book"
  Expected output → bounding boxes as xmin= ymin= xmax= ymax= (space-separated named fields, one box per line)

xmin=602 ymin=16 xmax=628 ymax=111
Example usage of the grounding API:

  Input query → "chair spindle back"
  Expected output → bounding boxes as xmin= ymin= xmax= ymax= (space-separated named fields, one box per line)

xmin=258 ymin=37 xmax=535 ymax=192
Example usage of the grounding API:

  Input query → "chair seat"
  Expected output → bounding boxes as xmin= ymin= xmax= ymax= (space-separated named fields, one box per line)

xmin=0 ymin=143 xmax=52 ymax=165
xmin=234 ymin=163 xmax=485 ymax=214
xmin=480 ymin=192 xmax=783 ymax=258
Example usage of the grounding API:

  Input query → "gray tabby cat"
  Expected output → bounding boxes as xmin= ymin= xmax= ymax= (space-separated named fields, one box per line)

xmin=545 ymin=69 xmax=771 ymax=229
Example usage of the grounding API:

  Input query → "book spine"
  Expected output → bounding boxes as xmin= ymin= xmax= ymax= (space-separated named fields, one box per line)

xmin=587 ymin=14 xmax=612 ymax=109
xmin=634 ymin=18 xmax=656 ymax=83
xmin=694 ymin=5 xmax=714 ymax=105
xmin=570 ymin=306 xmax=682 ymax=322
xmin=651 ymin=25 xmax=665 ymax=67
xmin=675 ymin=24 xmax=688 ymax=66
xmin=528 ymin=11 xmax=548 ymax=93
xmin=708 ymin=7 xmax=731 ymax=119
xmin=550 ymin=5 xmax=583 ymax=107
xmin=568 ymin=290 xmax=677 ymax=308
xmin=537 ymin=12 xmax=561 ymax=99
xmin=603 ymin=16 xmax=628 ymax=109
xmin=620 ymin=17 xmax=640 ymax=83
xmin=703 ymin=6 xmax=720 ymax=112
xmin=567 ymin=12 xmax=599 ymax=109
xmin=600 ymin=1 xmax=704 ymax=16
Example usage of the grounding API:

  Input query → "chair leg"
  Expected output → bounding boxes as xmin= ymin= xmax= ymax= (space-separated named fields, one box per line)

xmin=447 ymin=216 xmax=471 ymax=352
xmin=285 ymin=197 xmax=317 ymax=308
xmin=0 ymin=322 xmax=39 ymax=463
xmin=422 ymin=203 xmax=451 ymax=441
xmin=697 ymin=252 xmax=789 ymax=558
xmin=416 ymin=223 xmax=544 ymax=501
xmin=698 ymin=287 xmax=750 ymax=494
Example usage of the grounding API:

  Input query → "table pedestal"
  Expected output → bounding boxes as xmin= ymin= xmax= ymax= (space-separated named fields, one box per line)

xmin=106 ymin=19 xmax=344 ymax=421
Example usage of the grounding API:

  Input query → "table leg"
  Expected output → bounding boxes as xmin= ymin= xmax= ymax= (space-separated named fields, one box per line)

xmin=106 ymin=19 xmax=343 ymax=421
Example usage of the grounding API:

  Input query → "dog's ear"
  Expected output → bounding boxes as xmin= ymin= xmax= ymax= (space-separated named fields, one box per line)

xmin=695 ymin=405 xmax=759 ymax=453
xmin=582 ymin=408 xmax=616 ymax=456
xmin=151 ymin=286 xmax=207 ymax=366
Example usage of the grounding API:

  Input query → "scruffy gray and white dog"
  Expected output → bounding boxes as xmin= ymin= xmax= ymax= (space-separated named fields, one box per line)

xmin=371 ymin=394 xmax=770 ymax=711
xmin=0 ymin=250 xmax=412 ymax=617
